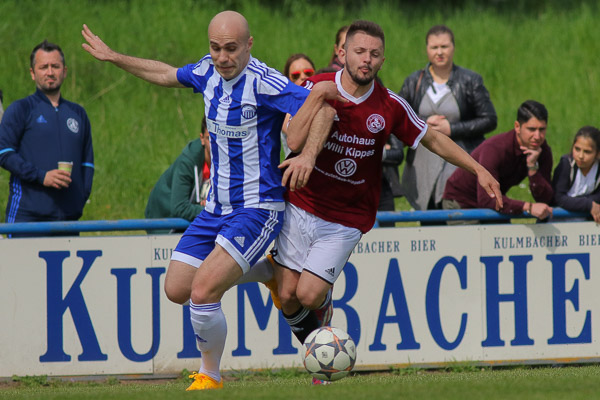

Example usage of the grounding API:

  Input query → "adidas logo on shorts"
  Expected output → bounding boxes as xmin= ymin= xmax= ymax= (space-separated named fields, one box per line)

xmin=234 ymin=236 xmax=245 ymax=247
xmin=324 ymin=267 xmax=335 ymax=277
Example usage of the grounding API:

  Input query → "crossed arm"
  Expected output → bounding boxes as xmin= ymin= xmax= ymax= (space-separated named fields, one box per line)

xmin=280 ymin=82 xmax=343 ymax=191
xmin=81 ymin=24 xmax=183 ymax=88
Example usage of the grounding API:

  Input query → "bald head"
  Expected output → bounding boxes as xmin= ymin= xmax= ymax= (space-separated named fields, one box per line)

xmin=208 ymin=11 xmax=250 ymax=42
xmin=207 ymin=11 xmax=253 ymax=80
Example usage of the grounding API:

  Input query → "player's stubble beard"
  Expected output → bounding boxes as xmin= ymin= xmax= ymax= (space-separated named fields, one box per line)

xmin=347 ymin=64 xmax=377 ymax=86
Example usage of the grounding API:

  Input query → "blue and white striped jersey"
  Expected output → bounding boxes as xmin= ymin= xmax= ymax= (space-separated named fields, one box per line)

xmin=177 ymin=55 xmax=309 ymax=215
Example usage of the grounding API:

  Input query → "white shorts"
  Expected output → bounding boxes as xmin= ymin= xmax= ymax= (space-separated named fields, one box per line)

xmin=271 ymin=203 xmax=362 ymax=284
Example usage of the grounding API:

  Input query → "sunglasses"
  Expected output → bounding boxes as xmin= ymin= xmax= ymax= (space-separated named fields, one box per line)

xmin=290 ymin=68 xmax=315 ymax=81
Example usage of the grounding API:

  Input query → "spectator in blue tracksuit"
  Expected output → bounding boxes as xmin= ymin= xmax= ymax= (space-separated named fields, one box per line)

xmin=0 ymin=40 xmax=94 ymax=235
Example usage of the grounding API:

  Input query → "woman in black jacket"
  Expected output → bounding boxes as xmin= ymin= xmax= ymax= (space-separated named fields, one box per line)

xmin=552 ymin=126 xmax=600 ymax=222
xmin=399 ymin=25 xmax=497 ymax=212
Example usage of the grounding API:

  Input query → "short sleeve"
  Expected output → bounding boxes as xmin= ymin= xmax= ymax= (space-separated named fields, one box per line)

xmin=177 ymin=56 xmax=212 ymax=93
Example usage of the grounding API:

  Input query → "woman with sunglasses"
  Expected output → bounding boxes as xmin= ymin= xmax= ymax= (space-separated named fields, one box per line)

xmin=399 ymin=25 xmax=497 ymax=218
xmin=281 ymin=53 xmax=316 ymax=157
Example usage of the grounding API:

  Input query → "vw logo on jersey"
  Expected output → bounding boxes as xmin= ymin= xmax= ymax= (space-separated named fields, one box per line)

xmin=220 ymin=94 xmax=232 ymax=105
xmin=241 ymin=104 xmax=257 ymax=119
xmin=66 ymin=118 xmax=79 ymax=133
xmin=366 ymin=113 xmax=385 ymax=133
xmin=335 ymin=158 xmax=357 ymax=177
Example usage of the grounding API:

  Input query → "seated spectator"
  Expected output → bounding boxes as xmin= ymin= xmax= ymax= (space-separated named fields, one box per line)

xmin=552 ymin=126 xmax=600 ymax=223
xmin=328 ymin=25 xmax=348 ymax=71
xmin=144 ymin=117 xmax=210 ymax=232
xmin=442 ymin=100 xmax=553 ymax=222
xmin=281 ymin=53 xmax=315 ymax=157
xmin=399 ymin=25 xmax=497 ymax=213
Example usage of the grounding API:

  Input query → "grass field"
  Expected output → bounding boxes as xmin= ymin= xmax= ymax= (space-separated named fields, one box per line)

xmin=0 ymin=0 xmax=599 ymax=222
xmin=3 ymin=366 xmax=600 ymax=399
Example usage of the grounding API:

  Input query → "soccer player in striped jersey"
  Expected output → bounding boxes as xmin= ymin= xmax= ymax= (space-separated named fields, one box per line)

xmin=81 ymin=11 xmax=340 ymax=390
xmin=267 ymin=21 xmax=503 ymax=370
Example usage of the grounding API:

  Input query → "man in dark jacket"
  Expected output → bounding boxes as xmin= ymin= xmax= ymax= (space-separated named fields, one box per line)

xmin=0 ymin=40 xmax=94 ymax=234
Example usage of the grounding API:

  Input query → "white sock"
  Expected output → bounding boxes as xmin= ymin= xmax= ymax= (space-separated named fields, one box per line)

xmin=189 ymin=301 xmax=226 ymax=382
xmin=234 ymin=257 xmax=274 ymax=285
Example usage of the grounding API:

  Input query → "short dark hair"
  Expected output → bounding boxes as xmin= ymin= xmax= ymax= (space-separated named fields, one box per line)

xmin=30 ymin=40 xmax=65 ymax=69
xmin=573 ymin=126 xmax=600 ymax=152
xmin=283 ymin=53 xmax=315 ymax=78
xmin=345 ymin=20 xmax=385 ymax=49
xmin=517 ymin=100 xmax=548 ymax=124
xmin=426 ymin=25 xmax=455 ymax=45
xmin=201 ymin=116 xmax=207 ymax=134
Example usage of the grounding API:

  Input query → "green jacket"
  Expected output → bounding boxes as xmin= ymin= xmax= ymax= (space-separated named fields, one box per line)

xmin=145 ymin=139 xmax=206 ymax=222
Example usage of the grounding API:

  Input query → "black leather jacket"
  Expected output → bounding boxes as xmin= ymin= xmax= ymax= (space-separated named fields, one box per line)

xmin=382 ymin=134 xmax=404 ymax=198
xmin=399 ymin=63 xmax=497 ymax=153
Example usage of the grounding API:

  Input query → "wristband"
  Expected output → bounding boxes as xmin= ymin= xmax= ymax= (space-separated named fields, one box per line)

xmin=527 ymin=162 xmax=539 ymax=171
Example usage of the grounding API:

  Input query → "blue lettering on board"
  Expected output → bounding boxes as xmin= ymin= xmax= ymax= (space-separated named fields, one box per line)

xmin=39 ymin=250 xmax=107 ymax=362
xmin=480 ymin=255 xmax=534 ymax=347
xmin=369 ymin=258 xmax=420 ymax=351
xmin=335 ymin=262 xmax=361 ymax=344
xmin=547 ymin=253 xmax=591 ymax=344
xmin=425 ymin=256 xmax=468 ymax=350
xmin=111 ymin=267 xmax=165 ymax=362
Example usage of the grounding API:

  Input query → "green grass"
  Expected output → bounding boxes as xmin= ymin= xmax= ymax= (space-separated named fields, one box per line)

xmin=3 ymin=366 xmax=600 ymax=399
xmin=0 ymin=0 xmax=599 ymax=222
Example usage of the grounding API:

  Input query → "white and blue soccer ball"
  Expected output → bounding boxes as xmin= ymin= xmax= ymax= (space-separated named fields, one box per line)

xmin=301 ymin=326 xmax=357 ymax=381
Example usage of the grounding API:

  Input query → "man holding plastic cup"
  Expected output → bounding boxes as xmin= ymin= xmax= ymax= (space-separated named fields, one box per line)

xmin=0 ymin=40 xmax=94 ymax=235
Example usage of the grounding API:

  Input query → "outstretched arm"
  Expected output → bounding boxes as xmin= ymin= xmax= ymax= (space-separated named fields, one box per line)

xmin=81 ymin=24 xmax=183 ymax=88
xmin=421 ymin=127 xmax=503 ymax=210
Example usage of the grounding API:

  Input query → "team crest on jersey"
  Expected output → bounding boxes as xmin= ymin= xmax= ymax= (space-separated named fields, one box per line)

xmin=241 ymin=104 xmax=257 ymax=119
xmin=335 ymin=158 xmax=357 ymax=177
xmin=66 ymin=118 xmax=79 ymax=133
xmin=220 ymin=94 xmax=232 ymax=105
xmin=366 ymin=114 xmax=385 ymax=133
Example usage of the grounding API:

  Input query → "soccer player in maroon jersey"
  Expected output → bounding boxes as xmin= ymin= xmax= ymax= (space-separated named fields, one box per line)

xmin=268 ymin=20 xmax=502 ymax=364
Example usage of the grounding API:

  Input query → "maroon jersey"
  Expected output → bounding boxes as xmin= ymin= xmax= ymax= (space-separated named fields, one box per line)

xmin=287 ymin=71 xmax=427 ymax=233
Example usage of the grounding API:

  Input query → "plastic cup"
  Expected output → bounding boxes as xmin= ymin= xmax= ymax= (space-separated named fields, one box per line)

xmin=58 ymin=161 xmax=73 ymax=175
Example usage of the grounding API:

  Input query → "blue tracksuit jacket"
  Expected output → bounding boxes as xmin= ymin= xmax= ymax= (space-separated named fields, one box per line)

xmin=0 ymin=89 xmax=94 ymax=222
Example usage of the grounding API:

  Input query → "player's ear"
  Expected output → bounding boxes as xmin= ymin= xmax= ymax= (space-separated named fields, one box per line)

xmin=339 ymin=47 xmax=346 ymax=65
xmin=247 ymin=36 xmax=253 ymax=51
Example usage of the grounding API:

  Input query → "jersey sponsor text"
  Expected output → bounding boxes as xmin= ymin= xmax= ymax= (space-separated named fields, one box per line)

xmin=207 ymin=120 xmax=249 ymax=139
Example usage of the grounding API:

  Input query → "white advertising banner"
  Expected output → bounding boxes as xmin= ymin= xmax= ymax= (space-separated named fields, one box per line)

xmin=1 ymin=222 xmax=599 ymax=377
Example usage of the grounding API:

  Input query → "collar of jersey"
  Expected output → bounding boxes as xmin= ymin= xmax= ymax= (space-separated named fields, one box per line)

xmin=334 ymin=69 xmax=374 ymax=105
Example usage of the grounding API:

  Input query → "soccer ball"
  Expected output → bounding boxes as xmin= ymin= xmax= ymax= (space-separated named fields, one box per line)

xmin=301 ymin=326 xmax=357 ymax=381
